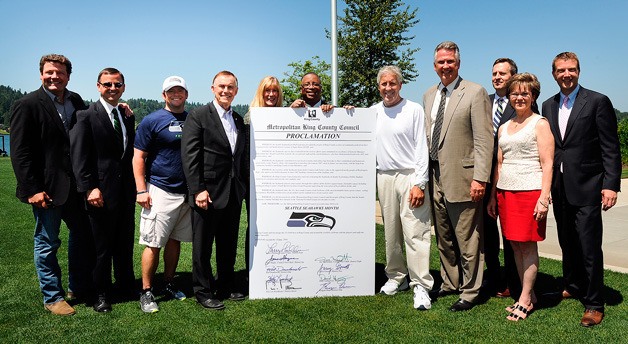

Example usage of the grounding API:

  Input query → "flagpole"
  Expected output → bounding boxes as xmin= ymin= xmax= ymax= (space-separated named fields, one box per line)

xmin=331 ymin=0 xmax=338 ymax=106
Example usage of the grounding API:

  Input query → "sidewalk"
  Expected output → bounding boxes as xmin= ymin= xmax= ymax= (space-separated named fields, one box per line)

xmin=374 ymin=178 xmax=628 ymax=273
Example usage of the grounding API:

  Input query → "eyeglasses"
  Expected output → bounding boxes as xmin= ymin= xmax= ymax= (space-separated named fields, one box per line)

xmin=98 ymin=82 xmax=124 ymax=89
xmin=301 ymin=82 xmax=321 ymax=88
xmin=509 ymin=92 xmax=531 ymax=99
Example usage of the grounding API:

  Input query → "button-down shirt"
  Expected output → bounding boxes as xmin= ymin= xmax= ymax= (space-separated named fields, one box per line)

xmin=213 ymin=99 xmax=238 ymax=153
xmin=99 ymin=98 xmax=128 ymax=151
xmin=43 ymin=88 xmax=75 ymax=131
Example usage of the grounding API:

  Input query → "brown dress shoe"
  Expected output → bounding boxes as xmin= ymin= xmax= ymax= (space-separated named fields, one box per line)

xmin=561 ymin=290 xmax=573 ymax=299
xmin=44 ymin=300 xmax=76 ymax=316
xmin=580 ymin=309 xmax=604 ymax=327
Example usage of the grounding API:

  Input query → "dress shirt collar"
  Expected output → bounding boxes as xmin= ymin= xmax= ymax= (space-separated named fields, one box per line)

xmin=438 ymin=76 xmax=460 ymax=94
xmin=99 ymin=98 xmax=119 ymax=116
xmin=43 ymin=87 xmax=71 ymax=104
xmin=213 ymin=99 xmax=231 ymax=118
xmin=560 ymin=84 xmax=580 ymax=108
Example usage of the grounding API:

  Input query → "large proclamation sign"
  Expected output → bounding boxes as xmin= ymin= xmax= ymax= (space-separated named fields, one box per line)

xmin=249 ymin=107 xmax=376 ymax=299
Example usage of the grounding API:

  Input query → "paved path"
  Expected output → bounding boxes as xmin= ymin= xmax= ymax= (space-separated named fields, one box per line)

xmin=375 ymin=178 xmax=628 ymax=273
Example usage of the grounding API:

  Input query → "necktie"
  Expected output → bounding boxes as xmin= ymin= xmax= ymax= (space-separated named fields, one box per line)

xmin=558 ymin=96 xmax=570 ymax=139
xmin=430 ymin=87 xmax=447 ymax=160
xmin=112 ymin=107 xmax=123 ymax=138
xmin=493 ymin=98 xmax=504 ymax=135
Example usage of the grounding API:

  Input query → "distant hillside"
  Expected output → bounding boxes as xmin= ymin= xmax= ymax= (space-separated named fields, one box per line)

xmin=0 ymin=84 xmax=249 ymax=130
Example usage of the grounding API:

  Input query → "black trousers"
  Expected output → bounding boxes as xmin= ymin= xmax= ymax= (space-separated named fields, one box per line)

xmin=88 ymin=200 xmax=136 ymax=295
xmin=553 ymin=173 xmax=605 ymax=312
xmin=191 ymin=184 xmax=242 ymax=301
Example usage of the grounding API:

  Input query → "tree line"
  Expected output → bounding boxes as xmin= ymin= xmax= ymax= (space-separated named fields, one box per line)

xmin=0 ymin=85 xmax=250 ymax=130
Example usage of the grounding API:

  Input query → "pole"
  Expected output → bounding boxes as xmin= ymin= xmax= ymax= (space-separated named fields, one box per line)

xmin=331 ymin=0 xmax=338 ymax=106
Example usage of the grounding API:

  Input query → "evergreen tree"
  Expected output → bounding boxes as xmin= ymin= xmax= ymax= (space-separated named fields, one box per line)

xmin=336 ymin=0 xmax=419 ymax=107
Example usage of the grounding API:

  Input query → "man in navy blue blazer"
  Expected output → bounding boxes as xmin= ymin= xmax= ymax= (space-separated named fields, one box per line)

xmin=542 ymin=52 xmax=621 ymax=327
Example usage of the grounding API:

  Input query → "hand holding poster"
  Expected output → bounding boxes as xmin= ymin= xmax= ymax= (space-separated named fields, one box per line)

xmin=249 ymin=107 xmax=376 ymax=299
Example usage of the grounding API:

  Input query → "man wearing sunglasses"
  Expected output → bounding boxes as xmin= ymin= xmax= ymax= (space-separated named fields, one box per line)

xmin=71 ymin=68 xmax=137 ymax=313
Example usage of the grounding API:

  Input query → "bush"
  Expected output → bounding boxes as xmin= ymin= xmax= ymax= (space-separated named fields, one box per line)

xmin=618 ymin=118 xmax=628 ymax=166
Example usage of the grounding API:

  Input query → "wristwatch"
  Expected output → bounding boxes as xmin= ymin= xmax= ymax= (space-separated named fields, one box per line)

xmin=416 ymin=183 xmax=426 ymax=191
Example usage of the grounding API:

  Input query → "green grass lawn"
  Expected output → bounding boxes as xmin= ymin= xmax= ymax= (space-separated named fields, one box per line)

xmin=0 ymin=157 xmax=626 ymax=343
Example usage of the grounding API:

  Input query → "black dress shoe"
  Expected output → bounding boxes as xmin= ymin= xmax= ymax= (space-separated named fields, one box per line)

xmin=229 ymin=292 xmax=245 ymax=301
xmin=449 ymin=299 xmax=474 ymax=312
xmin=93 ymin=295 xmax=112 ymax=313
xmin=198 ymin=298 xmax=225 ymax=310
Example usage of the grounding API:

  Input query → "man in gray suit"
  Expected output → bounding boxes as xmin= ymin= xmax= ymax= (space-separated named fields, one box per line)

xmin=423 ymin=41 xmax=493 ymax=311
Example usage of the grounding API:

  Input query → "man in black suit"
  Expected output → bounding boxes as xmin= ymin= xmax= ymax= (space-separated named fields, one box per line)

xmin=10 ymin=54 xmax=93 ymax=316
xmin=482 ymin=58 xmax=522 ymax=300
xmin=70 ymin=68 xmax=136 ymax=312
xmin=182 ymin=70 xmax=247 ymax=310
xmin=542 ymin=52 xmax=621 ymax=327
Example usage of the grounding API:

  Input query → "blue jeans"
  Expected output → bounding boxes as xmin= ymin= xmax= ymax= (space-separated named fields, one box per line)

xmin=33 ymin=206 xmax=65 ymax=304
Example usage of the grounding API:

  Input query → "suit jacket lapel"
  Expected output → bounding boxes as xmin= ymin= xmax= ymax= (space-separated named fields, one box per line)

xmin=546 ymin=93 xmax=562 ymax=143
xmin=440 ymin=78 xmax=464 ymax=146
xmin=95 ymin=101 xmax=124 ymax=152
xmin=564 ymin=88 xmax=587 ymax=141
xmin=208 ymin=102 xmax=232 ymax=151
xmin=37 ymin=87 xmax=67 ymax=135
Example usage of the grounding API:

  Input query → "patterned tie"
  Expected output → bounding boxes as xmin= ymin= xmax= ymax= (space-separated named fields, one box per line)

xmin=558 ymin=96 xmax=570 ymax=139
xmin=493 ymin=98 xmax=504 ymax=135
xmin=430 ymin=87 xmax=447 ymax=160
xmin=112 ymin=107 xmax=123 ymax=139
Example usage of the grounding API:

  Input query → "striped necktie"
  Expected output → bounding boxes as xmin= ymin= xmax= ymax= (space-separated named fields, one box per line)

xmin=112 ymin=107 xmax=122 ymax=138
xmin=493 ymin=98 xmax=504 ymax=135
xmin=430 ymin=87 xmax=447 ymax=160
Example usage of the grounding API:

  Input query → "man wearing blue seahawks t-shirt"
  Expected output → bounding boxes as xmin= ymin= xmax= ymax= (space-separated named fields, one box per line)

xmin=133 ymin=76 xmax=193 ymax=313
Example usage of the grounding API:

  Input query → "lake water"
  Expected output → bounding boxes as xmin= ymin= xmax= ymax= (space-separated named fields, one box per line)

xmin=1 ymin=135 xmax=9 ymax=156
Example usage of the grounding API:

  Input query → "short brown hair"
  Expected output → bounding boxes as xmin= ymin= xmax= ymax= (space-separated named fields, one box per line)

xmin=552 ymin=52 xmax=580 ymax=72
xmin=39 ymin=54 xmax=72 ymax=75
xmin=97 ymin=67 xmax=125 ymax=83
xmin=493 ymin=58 xmax=518 ymax=75
xmin=507 ymin=73 xmax=541 ymax=101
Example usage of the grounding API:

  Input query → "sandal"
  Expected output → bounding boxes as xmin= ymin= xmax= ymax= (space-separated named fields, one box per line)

xmin=505 ymin=302 xmax=518 ymax=313
xmin=507 ymin=303 xmax=533 ymax=321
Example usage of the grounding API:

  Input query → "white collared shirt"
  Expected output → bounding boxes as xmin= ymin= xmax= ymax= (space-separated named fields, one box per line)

xmin=213 ymin=99 xmax=238 ymax=153
xmin=99 ymin=98 xmax=127 ymax=151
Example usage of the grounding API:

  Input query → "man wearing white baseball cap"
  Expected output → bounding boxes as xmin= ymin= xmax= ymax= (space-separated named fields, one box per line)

xmin=133 ymin=76 xmax=192 ymax=313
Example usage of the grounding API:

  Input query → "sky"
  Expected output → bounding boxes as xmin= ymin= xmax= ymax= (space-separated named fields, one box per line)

xmin=1 ymin=0 xmax=627 ymax=111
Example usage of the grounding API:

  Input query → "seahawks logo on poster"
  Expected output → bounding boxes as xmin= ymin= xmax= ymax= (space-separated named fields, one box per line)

xmin=287 ymin=212 xmax=336 ymax=230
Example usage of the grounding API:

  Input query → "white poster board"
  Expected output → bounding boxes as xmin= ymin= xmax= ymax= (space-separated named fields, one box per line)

xmin=249 ymin=107 xmax=376 ymax=299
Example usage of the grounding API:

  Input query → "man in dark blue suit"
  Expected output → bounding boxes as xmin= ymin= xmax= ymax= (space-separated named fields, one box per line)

xmin=542 ymin=52 xmax=621 ymax=327
xmin=482 ymin=58 xmax=522 ymax=300
xmin=71 ymin=68 xmax=136 ymax=313
xmin=10 ymin=54 xmax=93 ymax=316
xmin=182 ymin=71 xmax=247 ymax=310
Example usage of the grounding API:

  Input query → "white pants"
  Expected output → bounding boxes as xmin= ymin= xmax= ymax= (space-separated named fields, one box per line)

xmin=377 ymin=170 xmax=434 ymax=290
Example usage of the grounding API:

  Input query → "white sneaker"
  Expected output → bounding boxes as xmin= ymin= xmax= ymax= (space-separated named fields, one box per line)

xmin=413 ymin=285 xmax=432 ymax=310
xmin=379 ymin=279 xmax=409 ymax=295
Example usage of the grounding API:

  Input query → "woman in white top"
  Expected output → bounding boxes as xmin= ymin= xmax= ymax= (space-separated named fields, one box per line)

xmin=488 ymin=73 xmax=554 ymax=321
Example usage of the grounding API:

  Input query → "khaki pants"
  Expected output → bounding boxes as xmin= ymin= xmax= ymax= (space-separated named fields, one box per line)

xmin=377 ymin=169 xmax=434 ymax=290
